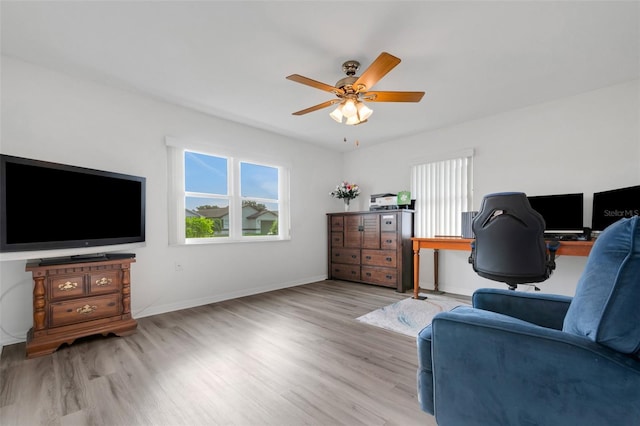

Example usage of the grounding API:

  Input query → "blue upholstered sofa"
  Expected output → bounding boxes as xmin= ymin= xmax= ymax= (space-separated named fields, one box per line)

xmin=417 ymin=216 xmax=640 ymax=426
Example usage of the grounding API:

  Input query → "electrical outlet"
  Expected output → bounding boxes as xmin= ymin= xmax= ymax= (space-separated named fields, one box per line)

xmin=174 ymin=262 xmax=184 ymax=272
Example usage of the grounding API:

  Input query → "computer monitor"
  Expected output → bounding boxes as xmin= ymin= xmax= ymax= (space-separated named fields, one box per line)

xmin=591 ymin=185 xmax=640 ymax=231
xmin=527 ymin=193 xmax=584 ymax=233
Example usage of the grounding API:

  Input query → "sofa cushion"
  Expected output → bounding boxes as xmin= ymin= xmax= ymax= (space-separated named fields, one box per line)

xmin=563 ymin=216 xmax=640 ymax=357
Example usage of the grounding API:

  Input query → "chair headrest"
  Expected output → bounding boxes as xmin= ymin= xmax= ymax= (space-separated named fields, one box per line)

xmin=563 ymin=216 xmax=640 ymax=357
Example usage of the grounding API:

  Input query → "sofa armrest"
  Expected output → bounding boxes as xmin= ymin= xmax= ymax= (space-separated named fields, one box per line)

xmin=472 ymin=288 xmax=572 ymax=329
xmin=430 ymin=307 xmax=640 ymax=426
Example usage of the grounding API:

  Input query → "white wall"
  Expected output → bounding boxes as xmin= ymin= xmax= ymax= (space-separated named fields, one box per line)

xmin=0 ymin=57 xmax=344 ymax=346
xmin=343 ymin=80 xmax=640 ymax=297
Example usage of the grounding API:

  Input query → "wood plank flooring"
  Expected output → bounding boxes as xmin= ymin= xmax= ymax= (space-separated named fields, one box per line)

xmin=0 ymin=280 xmax=437 ymax=426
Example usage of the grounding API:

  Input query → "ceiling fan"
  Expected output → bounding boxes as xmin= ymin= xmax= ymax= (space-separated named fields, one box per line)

xmin=286 ymin=52 xmax=425 ymax=125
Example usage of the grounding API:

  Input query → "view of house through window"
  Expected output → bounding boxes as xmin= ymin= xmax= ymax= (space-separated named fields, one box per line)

xmin=240 ymin=161 xmax=279 ymax=236
xmin=183 ymin=150 xmax=283 ymax=240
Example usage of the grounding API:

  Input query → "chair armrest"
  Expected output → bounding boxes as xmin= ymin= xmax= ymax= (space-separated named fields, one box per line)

xmin=430 ymin=307 xmax=640 ymax=426
xmin=472 ymin=288 xmax=572 ymax=329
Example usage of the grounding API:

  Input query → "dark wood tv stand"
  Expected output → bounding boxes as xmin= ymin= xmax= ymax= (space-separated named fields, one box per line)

xmin=25 ymin=257 xmax=137 ymax=358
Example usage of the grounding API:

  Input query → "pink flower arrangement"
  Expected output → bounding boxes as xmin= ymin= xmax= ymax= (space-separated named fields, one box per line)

xmin=330 ymin=181 xmax=360 ymax=200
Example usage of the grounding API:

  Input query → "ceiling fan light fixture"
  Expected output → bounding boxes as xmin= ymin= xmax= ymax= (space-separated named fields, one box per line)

xmin=345 ymin=115 xmax=360 ymax=126
xmin=357 ymin=102 xmax=373 ymax=121
xmin=329 ymin=100 xmax=372 ymax=125
xmin=329 ymin=106 xmax=343 ymax=123
xmin=342 ymin=99 xmax=358 ymax=118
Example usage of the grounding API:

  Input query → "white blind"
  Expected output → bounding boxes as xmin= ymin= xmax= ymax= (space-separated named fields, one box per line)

xmin=411 ymin=153 xmax=473 ymax=237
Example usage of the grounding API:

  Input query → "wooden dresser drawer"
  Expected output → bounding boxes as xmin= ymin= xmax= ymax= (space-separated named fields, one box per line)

xmin=49 ymin=275 xmax=85 ymax=300
xmin=89 ymin=270 xmax=120 ymax=294
xmin=331 ymin=216 xmax=344 ymax=231
xmin=361 ymin=266 xmax=397 ymax=288
xmin=331 ymin=264 xmax=360 ymax=281
xmin=331 ymin=232 xmax=344 ymax=247
xmin=380 ymin=232 xmax=397 ymax=249
xmin=380 ymin=214 xmax=397 ymax=232
xmin=361 ymin=250 xmax=397 ymax=267
xmin=49 ymin=294 xmax=122 ymax=328
xmin=332 ymin=248 xmax=360 ymax=264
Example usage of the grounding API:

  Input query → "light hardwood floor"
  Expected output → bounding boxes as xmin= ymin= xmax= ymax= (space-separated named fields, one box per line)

xmin=1 ymin=280 xmax=438 ymax=426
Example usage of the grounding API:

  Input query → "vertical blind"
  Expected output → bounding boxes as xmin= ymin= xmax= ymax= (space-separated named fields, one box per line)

xmin=411 ymin=152 xmax=473 ymax=238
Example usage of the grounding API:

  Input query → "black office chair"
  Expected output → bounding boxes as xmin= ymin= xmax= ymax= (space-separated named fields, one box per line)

xmin=468 ymin=192 xmax=559 ymax=290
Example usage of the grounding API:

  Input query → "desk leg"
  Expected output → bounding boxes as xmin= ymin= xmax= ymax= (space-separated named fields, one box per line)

xmin=433 ymin=249 xmax=439 ymax=293
xmin=413 ymin=247 xmax=425 ymax=300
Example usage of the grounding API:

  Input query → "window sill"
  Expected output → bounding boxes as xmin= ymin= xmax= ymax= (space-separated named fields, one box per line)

xmin=174 ymin=236 xmax=292 ymax=246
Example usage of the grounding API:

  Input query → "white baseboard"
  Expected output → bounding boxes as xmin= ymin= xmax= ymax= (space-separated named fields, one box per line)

xmin=133 ymin=275 xmax=327 ymax=319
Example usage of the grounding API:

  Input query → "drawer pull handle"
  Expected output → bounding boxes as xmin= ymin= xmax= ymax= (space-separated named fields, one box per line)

xmin=58 ymin=281 xmax=78 ymax=291
xmin=365 ymin=256 xmax=371 ymax=260
xmin=386 ymin=257 xmax=392 ymax=262
xmin=76 ymin=304 xmax=97 ymax=315
xmin=335 ymin=253 xmax=340 ymax=257
xmin=351 ymin=271 xmax=356 ymax=275
xmin=386 ymin=239 xmax=393 ymax=243
xmin=386 ymin=275 xmax=393 ymax=279
xmin=351 ymin=255 xmax=357 ymax=259
xmin=385 ymin=221 xmax=392 ymax=225
xmin=366 ymin=272 xmax=371 ymax=276
xmin=95 ymin=277 xmax=112 ymax=287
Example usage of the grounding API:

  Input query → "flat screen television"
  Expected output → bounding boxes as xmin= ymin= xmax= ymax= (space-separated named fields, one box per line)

xmin=592 ymin=185 xmax=640 ymax=231
xmin=0 ymin=154 xmax=146 ymax=255
xmin=527 ymin=193 xmax=584 ymax=233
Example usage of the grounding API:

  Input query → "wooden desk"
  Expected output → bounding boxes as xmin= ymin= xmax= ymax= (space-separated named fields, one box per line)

xmin=411 ymin=237 xmax=594 ymax=299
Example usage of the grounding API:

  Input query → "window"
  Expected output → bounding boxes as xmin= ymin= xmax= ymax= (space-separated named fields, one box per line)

xmin=167 ymin=139 xmax=290 ymax=244
xmin=411 ymin=150 xmax=473 ymax=238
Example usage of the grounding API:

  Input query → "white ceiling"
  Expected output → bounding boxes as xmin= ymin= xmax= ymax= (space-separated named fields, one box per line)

xmin=2 ymin=1 xmax=639 ymax=152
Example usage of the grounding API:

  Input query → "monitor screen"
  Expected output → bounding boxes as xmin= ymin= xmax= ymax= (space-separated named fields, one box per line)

xmin=592 ymin=185 xmax=640 ymax=231
xmin=527 ymin=193 xmax=584 ymax=233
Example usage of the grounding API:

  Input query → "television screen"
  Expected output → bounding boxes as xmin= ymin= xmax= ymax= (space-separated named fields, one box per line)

xmin=0 ymin=154 xmax=146 ymax=253
xmin=527 ymin=193 xmax=584 ymax=233
xmin=592 ymin=185 xmax=640 ymax=231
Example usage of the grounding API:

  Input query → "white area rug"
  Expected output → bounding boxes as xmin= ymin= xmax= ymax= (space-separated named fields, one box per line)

xmin=356 ymin=294 xmax=471 ymax=337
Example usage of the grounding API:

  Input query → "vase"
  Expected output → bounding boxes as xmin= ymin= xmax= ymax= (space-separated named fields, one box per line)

xmin=344 ymin=199 xmax=350 ymax=211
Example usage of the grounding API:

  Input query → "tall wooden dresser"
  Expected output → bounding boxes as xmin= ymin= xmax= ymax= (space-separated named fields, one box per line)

xmin=327 ymin=210 xmax=414 ymax=292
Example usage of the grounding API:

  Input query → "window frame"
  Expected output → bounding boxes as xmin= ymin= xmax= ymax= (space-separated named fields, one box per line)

xmin=167 ymin=137 xmax=291 ymax=245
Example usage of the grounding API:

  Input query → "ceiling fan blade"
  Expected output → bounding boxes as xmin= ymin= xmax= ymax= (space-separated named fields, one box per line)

xmin=286 ymin=74 xmax=344 ymax=95
xmin=292 ymin=100 xmax=340 ymax=116
xmin=353 ymin=52 xmax=401 ymax=92
xmin=362 ymin=91 xmax=425 ymax=102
